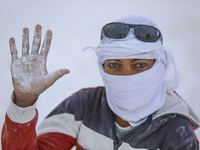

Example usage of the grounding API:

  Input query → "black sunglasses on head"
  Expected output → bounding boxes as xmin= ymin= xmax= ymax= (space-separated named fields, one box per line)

xmin=101 ymin=22 xmax=163 ymax=44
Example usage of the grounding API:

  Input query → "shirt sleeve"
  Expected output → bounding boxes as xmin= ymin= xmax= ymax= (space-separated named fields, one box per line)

xmin=6 ymin=92 xmax=37 ymax=123
xmin=1 ymin=94 xmax=78 ymax=150
xmin=180 ymin=140 xmax=199 ymax=150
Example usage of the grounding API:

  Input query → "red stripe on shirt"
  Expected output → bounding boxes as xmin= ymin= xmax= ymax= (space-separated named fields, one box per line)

xmin=1 ymin=110 xmax=82 ymax=150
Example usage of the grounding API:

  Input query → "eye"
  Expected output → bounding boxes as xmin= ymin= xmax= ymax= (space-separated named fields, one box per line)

xmin=135 ymin=63 xmax=147 ymax=68
xmin=108 ymin=63 xmax=119 ymax=68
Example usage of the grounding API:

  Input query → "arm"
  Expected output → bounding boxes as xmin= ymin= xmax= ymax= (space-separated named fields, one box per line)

xmin=2 ymin=108 xmax=76 ymax=150
xmin=1 ymin=25 xmax=73 ymax=150
xmin=163 ymin=116 xmax=199 ymax=150
xmin=179 ymin=121 xmax=199 ymax=150
xmin=180 ymin=140 xmax=199 ymax=150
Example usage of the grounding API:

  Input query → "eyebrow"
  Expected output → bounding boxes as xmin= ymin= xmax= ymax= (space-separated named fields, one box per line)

xmin=111 ymin=59 xmax=143 ymax=62
xmin=131 ymin=59 xmax=142 ymax=62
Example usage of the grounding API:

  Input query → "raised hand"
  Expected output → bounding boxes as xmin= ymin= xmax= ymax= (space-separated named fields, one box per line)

xmin=9 ymin=25 xmax=70 ymax=107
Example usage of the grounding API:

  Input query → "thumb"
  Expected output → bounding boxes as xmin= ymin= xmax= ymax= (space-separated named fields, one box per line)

xmin=45 ymin=69 xmax=70 ymax=88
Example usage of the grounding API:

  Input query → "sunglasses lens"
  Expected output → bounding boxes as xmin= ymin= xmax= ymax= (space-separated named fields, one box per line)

xmin=101 ymin=23 xmax=161 ymax=42
xmin=103 ymin=23 xmax=129 ymax=39
xmin=135 ymin=26 xmax=159 ymax=42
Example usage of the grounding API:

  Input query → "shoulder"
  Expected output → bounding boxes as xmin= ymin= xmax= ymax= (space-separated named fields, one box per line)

xmin=153 ymin=91 xmax=200 ymax=130
xmin=157 ymin=115 xmax=199 ymax=149
xmin=162 ymin=115 xmax=195 ymax=136
xmin=71 ymin=86 xmax=105 ymax=101
xmin=46 ymin=86 xmax=106 ymax=118
xmin=69 ymin=86 xmax=106 ymax=109
xmin=68 ymin=86 xmax=106 ymax=108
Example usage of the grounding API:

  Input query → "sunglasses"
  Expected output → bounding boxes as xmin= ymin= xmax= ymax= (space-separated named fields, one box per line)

xmin=101 ymin=22 xmax=163 ymax=44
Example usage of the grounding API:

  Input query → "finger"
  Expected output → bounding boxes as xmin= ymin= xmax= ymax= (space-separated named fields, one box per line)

xmin=40 ymin=30 xmax=52 ymax=59
xmin=22 ymin=28 xmax=29 ymax=56
xmin=31 ymin=24 xmax=42 ymax=54
xmin=9 ymin=38 xmax=18 ymax=62
xmin=45 ymin=69 xmax=70 ymax=88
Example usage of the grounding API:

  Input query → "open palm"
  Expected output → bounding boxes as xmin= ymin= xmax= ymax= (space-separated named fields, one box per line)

xmin=9 ymin=25 xmax=70 ymax=107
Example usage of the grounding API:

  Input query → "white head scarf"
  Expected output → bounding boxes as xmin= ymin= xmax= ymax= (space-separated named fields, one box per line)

xmin=94 ymin=14 xmax=180 ymax=125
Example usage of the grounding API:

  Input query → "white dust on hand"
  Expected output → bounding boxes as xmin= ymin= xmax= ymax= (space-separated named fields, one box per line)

xmin=11 ymin=54 xmax=48 ymax=96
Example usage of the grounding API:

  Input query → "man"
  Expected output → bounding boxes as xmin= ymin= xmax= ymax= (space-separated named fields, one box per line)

xmin=2 ymin=14 xmax=200 ymax=149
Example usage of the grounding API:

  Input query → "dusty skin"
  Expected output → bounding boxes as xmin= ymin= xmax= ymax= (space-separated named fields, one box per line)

xmin=9 ymin=25 xmax=70 ymax=107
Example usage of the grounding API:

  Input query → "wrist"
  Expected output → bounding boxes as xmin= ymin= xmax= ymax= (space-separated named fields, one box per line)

xmin=13 ymin=92 xmax=38 ymax=107
xmin=7 ymin=92 xmax=37 ymax=123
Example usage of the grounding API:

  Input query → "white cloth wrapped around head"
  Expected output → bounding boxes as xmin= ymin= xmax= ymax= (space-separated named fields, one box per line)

xmin=94 ymin=14 xmax=180 ymax=124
